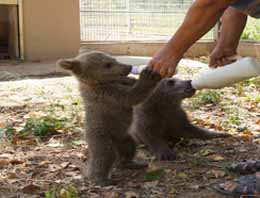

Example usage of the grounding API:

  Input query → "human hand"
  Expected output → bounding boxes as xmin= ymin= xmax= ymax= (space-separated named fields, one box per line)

xmin=209 ymin=46 xmax=238 ymax=68
xmin=148 ymin=44 xmax=181 ymax=78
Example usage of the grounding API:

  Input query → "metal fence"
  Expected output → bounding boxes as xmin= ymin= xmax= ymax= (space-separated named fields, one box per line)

xmin=80 ymin=0 xmax=213 ymax=42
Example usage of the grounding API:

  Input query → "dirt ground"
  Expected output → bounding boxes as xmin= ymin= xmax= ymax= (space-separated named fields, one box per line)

xmin=0 ymin=63 xmax=259 ymax=198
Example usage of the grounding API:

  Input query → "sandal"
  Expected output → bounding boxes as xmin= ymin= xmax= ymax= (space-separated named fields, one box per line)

xmin=212 ymin=172 xmax=260 ymax=197
xmin=227 ymin=160 xmax=260 ymax=174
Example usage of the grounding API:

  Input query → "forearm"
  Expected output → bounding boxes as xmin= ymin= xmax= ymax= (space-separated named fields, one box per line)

xmin=112 ymin=70 xmax=161 ymax=106
xmin=216 ymin=7 xmax=247 ymax=51
xmin=168 ymin=0 xmax=233 ymax=58
xmin=124 ymin=80 xmax=158 ymax=105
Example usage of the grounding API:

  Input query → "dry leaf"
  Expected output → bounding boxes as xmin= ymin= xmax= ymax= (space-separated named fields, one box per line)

xmin=198 ymin=148 xmax=215 ymax=156
xmin=144 ymin=181 xmax=158 ymax=188
xmin=22 ymin=183 xmax=40 ymax=194
xmin=21 ymin=139 xmax=37 ymax=145
xmin=106 ymin=192 xmax=119 ymax=198
xmin=48 ymin=164 xmax=61 ymax=172
xmin=209 ymin=170 xmax=226 ymax=178
xmin=189 ymin=185 xmax=200 ymax=190
xmin=176 ymin=172 xmax=188 ymax=178
xmin=243 ymin=131 xmax=253 ymax=136
xmin=61 ymin=162 xmax=70 ymax=169
xmin=208 ymin=154 xmax=225 ymax=161
xmin=0 ymin=159 xmax=9 ymax=167
xmin=8 ymin=172 xmax=17 ymax=179
xmin=39 ymin=160 xmax=50 ymax=166
xmin=125 ymin=191 xmax=139 ymax=198
xmin=0 ymin=122 xmax=5 ymax=128
xmin=10 ymin=159 xmax=24 ymax=165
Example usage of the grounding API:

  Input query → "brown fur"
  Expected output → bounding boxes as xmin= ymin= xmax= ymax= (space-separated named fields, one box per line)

xmin=57 ymin=51 xmax=161 ymax=185
xmin=130 ymin=78 xmax=231 ymax=161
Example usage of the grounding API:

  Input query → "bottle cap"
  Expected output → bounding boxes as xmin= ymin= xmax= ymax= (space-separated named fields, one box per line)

xmin=131 ymin=65 xmax=139 ymax=74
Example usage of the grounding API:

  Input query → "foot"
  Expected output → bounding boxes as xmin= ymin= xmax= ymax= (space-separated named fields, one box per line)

xmin=88 ymin=178 xmax=118 ymax=186
xmin=119 ymin=160 xmax=148 ymax=169
xmin=156 ymin=150 xmax=176 ymax=161
xmin=227 ymin=160 xmax=260 ymax=174
xmin=213 ymin=172 xmax=260 ymax=196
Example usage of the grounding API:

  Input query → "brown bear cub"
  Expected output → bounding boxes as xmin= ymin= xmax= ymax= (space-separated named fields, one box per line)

xmin=130 ymin=78 xmax=231 ymax=161
xmin=57 ymin=51 xmax=161 ymax=186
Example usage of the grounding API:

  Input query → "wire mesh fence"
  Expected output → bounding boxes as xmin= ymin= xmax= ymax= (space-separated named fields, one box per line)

xmin=80 ymin=0 xmax=214 ymax=42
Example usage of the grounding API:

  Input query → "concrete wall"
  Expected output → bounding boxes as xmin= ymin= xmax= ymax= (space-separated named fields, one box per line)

xmin=22 ymin=0 xmax=80 ymax=60
xmin=81 ymin=41 xmax=216 ymax=58
xmin=0 ymin=5 xmax=8 ymax=22
xmin=82 ymin=41 xmax=260 ymax=59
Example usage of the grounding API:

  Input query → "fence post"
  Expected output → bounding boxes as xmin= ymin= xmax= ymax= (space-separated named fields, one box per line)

xmin=213 ymin=21 xmax=221 ymax=41
xmin=126 ymin=0 xmax=132 ymax=34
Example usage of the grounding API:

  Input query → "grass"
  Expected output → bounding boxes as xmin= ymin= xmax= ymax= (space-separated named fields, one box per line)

xmin=242 ymin=17 xmax=260 ymax=41
xmin=20 ymin=116 xmax=67 ymax=138
xmin=192 ymin=90 xmax=221 ymax=108
xmin=144 ymin=169 xmax=166 ymax=181
xmin=0 ymin=114 xmax=69 ymax=141
xmin=45 ymin=186 xmax=79 ymax=198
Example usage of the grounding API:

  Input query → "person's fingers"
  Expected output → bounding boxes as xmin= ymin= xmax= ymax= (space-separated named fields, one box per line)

xmin=166 ymin=67 xmax=175 ymax=77
xmin=218 ymin=57 xmax=228 ymax=66
xmin=217 ymin=57 xmax=235 ymax=67
xmin=159 ymin=66 xmax=168 ymax=77
xmin=209 ymin=61 xmax=217 ymax=68
xmin=216 ymin=59 xmax=223 ymax=66
xmin=209 ymin=55 xmax=222 ymax=68
xmin=148 ymin=58 xmax=177 ymax=78
xmin=209 ymin=57 xmax=217 ymax=67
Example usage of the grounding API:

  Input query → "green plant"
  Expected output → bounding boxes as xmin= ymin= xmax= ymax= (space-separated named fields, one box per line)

xmin=0 ymin=125 xmax=16 ymax=140
xmin=20 ymin=115 xmax=67 ymax=138
xmin=192 ymin=90 xmax=221 ymax=108
xmin=45 ymin=186 xmax=79 ymax=198
xmin=227 ymin=115 xmax=241 ymax=126
xmin=241 ymin=18 xmax=260 ymax=41
xmin=144 ymin=169 xmax=166 ymax=181
xmin=242 ymin=77 xmax=260 ymax=87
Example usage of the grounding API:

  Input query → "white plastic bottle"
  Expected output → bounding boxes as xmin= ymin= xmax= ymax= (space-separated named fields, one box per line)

xmin=191 ymin=57 xmax=260 ymax=90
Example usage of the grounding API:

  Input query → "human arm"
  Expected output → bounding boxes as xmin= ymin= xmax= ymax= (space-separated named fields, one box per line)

xmin=149 ymin=0 xmax=236 ymax=77
xmin=209 ymin=7 xmax=247 ymax=67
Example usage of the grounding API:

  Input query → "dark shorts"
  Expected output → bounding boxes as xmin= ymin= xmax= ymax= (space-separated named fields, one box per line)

xmin=231 ymin=0 xmax=260 ymax=18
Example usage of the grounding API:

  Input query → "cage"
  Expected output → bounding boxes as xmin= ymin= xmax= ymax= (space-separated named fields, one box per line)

xmin=80 ymin=0 xmax=214 ymax=42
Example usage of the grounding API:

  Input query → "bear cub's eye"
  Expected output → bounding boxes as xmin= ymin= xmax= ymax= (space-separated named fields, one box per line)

xmin=106 ymin=63 xmax=113 ymax=69
xmin=167 ymin=80 xmax=175 ymax=86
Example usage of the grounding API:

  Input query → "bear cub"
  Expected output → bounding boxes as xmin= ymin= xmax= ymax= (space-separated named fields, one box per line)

xmin=130 ymin=78 xmax=231 ymax=161
xmin=57 ymin=51 xmax=161 ymax=185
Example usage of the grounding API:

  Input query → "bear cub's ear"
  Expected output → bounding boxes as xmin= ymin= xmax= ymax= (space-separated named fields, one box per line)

xmin=57 ymin=59 xmax=79 ymax=70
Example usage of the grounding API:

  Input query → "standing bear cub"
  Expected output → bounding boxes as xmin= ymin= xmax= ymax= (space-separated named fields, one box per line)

xmin=57 ymin=51 xmax=161 ymax=185
xmin=130 ymin=78 xmax=231 ymax=161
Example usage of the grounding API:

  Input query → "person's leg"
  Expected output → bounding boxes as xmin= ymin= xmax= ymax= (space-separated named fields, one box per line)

xmin=227 ymin=160 xmax=260 ymax=174
xmin=213 ymin=172 xmax=260 ymax=196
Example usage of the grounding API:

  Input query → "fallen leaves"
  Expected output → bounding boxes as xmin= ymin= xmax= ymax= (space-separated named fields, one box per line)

xmin=22 ymin=183 xmax=41 ymax=194
xmin=207 ymin=154 xmax=225 ymax=162
xmin=207 ymin=170 xmax=226 ymax=178
xmin=125 ymin=191 xmax=139 ymax=198
xmin=144 ymin=169 xmax=166 ymax=181
xmin=0 ymin=159 xmax=9 ymax=167
xmin=0 ymin=70 xmax=259 ymax=197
